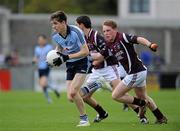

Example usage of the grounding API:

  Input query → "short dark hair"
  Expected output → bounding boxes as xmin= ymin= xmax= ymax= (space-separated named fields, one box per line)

xmin=50 ymin=11 xmax=67 ymax=22
xmin=103 ymin=20 xmax=117 ymax=29
xmin=76 ymin=16 xmax=91 ymax=28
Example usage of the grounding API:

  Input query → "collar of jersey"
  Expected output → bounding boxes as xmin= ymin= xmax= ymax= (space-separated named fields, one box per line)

xmin=58 ymin=25 xmax=71 ymax=39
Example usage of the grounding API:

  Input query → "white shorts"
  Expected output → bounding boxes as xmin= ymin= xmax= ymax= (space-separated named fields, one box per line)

xmin=122 ymin=70 xmax=147 ymax=88
xmin=86 ymin=65 xmax=120 ymax=83
xmin=118 ymin=64 xmax=127 ymax=78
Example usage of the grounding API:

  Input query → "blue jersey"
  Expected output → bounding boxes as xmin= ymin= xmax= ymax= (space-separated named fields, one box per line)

xmin=52 ymin=25 xmax=86 ymax=62
xmin=34 ymin=44 xmax=53 ymax=69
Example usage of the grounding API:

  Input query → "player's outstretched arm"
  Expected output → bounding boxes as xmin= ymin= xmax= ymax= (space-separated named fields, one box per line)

xmin=137 ymin=37 xmax=158 ymax=52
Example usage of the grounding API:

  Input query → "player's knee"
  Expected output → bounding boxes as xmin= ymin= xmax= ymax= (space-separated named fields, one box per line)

xmin=136 ymin=92 xmax=146 ymax=99
xmin=112 ymin=91 xmax=124 ymax=102
xmin=83 ymin=96 xmax=90 ymax=102
xmin=112 ymin=92 xmax=118 ymax=101
xmin=67 ymin=95 xmax=74 ymax=102
xmin=70 ymin=91 xmax=77 ymax=99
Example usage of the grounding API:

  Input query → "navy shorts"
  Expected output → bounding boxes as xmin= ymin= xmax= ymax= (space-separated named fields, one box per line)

xmin=38 ymin=67 xmax=50 ymax=78
xmin=66 ymin=57 xmax=92 ymax=80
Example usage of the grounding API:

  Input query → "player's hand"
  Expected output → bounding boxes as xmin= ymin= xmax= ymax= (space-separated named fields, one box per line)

xmin=57 ymin=52 xmax=69 ymax=62
xmin=53 ymin=52 xmax=69 ymax=66
xmin=32 ymin=61 xmax=36 ymax=65
xmin=149 ymin=43 xmax=158 ymax=52
xmin=32 ymin=59 xmax=37 ymax=65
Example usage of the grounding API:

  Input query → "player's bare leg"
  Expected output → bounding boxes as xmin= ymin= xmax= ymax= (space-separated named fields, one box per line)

xmin=83 ymin=96 xmax=108 ymax=123
xmin=102 ymin=79 xmax=142 ymax=122
xmin=80 ymin=82 xmax=108 ymax=123
xmin=134 ymin=87 xmax=167 ymax=124
xmin=112 ymin=81 xmax=148 ymax=107
xmin=39 ymin=76 xmax=52 ymax=103
xmin=67 ymin=73 xmax=90 ymax=126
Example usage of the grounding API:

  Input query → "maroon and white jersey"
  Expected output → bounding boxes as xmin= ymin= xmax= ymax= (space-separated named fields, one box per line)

xmin=102 ymin=32 xmax=146 ymax=74
xmin=86 ymin=29 xmax=118 ymax=69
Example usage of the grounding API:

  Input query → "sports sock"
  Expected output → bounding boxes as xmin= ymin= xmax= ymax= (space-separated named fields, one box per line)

xmin=94 ymin=104 xmax=106 ymax=117
xmin=43 ymin=86 xmax=51 ymax=101
xmin=80 ymin=114 xmax=88 ymax=121
xmin=152 ymin=108 xmax=164 ymax=120
xmin=46 ymin=84 xmax=60 ymax=98
xmin=81 ymin=81 xmax=102 ymax=96
xmin=132 ymin=97 xmax=146 ymax=107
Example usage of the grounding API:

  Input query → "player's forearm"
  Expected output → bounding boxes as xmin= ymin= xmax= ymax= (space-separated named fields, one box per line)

xmin=32 ymin=57 xmax=38 ymax=63
xmin=69 ymin=44 xmax=89 ymax=59
xmin=91 ymin=53 xmax=104 ymax=66
xmin=137 ymin=37 xmax=152 ymax=47
xmin=137 ymin=37 xmax=158 ymax=52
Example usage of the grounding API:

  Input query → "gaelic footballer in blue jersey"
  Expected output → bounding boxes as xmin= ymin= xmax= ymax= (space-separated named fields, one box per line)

xmin=32 ymin=34 xmax=60 ymax=103
xmin=50 ymin=11 xmax=90 ymax=127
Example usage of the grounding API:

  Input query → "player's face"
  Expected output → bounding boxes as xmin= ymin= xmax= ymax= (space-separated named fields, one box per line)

xmin=50 ymin=19 xmax=66 ymax=33
xmin=38 ymin=37 xmax=46 ymax=46
xmin=75 ymin=22 xmax=83 ymax=30
xmin=103 ymin=25 xmax=117 ymax=42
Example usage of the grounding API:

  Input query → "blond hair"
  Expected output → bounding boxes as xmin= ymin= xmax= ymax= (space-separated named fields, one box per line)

xmin=103 ymin=20 xmax=117 ymax=29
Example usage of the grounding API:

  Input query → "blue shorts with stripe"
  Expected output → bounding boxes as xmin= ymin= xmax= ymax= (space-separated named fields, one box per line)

xmin=66 ymin=57 xmax=92 ymax=80
xmin=38 ymin=67 xmax=50 ymax=78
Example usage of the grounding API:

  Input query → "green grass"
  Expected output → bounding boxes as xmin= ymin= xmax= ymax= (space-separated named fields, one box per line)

xmin=0 ymin=90 xmax=180 ymax=131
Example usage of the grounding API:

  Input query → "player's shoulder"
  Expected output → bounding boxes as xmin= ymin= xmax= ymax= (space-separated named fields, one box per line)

xmin=52 ymin=32 xmax=59 ymax=39
xmin=89 ymin=29 xmax=103 ymax=40
xmin=69 ymin=25 xmax=80 ymax=30
xmin=51 ymin=32 xmax=62 ymax=43
xmin=117 ymin=32 xmax=133 ymax=42
xmin=69 ymin=25 xmax=83 ymax=34
xmin=35 ymin=45 xmax=40 ymax=50
xmin=46 ymin=43 xmax=53 ymax=48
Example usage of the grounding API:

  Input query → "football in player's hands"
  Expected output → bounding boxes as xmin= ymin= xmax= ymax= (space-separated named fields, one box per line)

xmin=53 ymin=52 xmax=69 ymax=67
xmin=46 ymin=50 xmax=61 ymax=67
xmin=56 ymin=52 xmax=69 ymax=62
xmin=46 ymin=50 xmax=69 ymax=67
xmin=149 ymin=43 xmax=158 ymax=52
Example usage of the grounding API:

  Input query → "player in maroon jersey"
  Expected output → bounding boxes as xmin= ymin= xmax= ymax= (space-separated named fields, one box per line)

xmin=95 ymin=20 xmax=167 ymax=124
xmin=76 ymin=16 xmax=120 ymax=122
xmin=76 ymin=16 xmax=148 ymax=123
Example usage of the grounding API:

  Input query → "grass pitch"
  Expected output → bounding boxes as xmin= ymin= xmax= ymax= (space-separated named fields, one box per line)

xmin=0 ymin=90 xmax=180 ymax=131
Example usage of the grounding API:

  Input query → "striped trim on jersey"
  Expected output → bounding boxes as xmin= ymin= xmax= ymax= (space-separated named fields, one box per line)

xmin=137 ymin=56 xmax=147 ymax=70
xmin=120 ymin=41 xmax=132 ymax=74
xmin=123 ymin=33 xmax=129 ymax=43
xmin=111 ymin=65 xmax=120 ymax=79
xmin=94 ymin=31 xmax=98 ymax=46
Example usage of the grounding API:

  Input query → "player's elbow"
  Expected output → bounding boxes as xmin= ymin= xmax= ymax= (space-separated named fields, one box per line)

xmin=82 ymin=49 xmax=89 ymax=57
